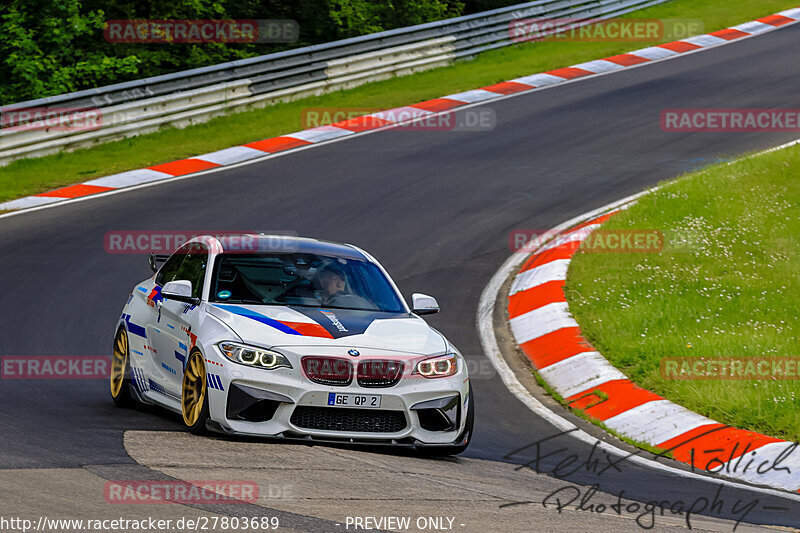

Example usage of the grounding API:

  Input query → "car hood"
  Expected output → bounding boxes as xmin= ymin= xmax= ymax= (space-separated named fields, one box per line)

xmin=207 ymin=303 xmax=447 ymax=355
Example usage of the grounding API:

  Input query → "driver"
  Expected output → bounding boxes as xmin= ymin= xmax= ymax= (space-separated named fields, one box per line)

xmin=317 ymin=264 xmax=348 ymax=305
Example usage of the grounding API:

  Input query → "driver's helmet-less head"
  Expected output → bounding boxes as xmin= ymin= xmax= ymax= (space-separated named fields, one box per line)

xmin=317 ymin=263 xmax=348 ymax=294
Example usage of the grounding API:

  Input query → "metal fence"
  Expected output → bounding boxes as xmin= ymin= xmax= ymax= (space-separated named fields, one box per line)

xmin=0 ymin=0 xmax=671 ymax=165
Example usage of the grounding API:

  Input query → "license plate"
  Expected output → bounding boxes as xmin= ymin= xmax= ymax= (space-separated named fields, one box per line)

xmin=327 ymin=392 xmax=381 ymax=409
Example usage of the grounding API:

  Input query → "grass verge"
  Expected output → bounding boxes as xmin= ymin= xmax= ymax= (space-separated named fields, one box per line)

xmin=566 ymin=144 xmax=800 ymax=441
xmin=1 ymin=0 xmax=798 ymax=203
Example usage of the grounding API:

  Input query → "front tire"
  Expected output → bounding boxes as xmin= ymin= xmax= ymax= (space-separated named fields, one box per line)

xmin=181 ymin=350 xmax=210 ymax=435
xmin=110 ymin=328 xmax=135 ymax=407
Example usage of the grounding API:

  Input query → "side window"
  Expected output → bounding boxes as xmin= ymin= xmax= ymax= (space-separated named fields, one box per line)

xmin=175 ymin=244 xmax=208 ymax=298
xmin=155 ymin=252 xmax=185 ymax=286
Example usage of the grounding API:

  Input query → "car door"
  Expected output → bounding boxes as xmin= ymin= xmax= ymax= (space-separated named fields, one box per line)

xmin=149 ymin=242 xmax=209 ymax=397
xmin=133 ymin=248 xmax=183 ymax=396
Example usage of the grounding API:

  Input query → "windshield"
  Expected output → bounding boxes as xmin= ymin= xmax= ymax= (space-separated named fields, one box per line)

xmin=210 ymin=253 xmax=406 ymax=313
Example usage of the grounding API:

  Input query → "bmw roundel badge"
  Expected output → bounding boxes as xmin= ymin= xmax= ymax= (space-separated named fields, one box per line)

xmin=348 ymin=349 xmax=360 ymax=357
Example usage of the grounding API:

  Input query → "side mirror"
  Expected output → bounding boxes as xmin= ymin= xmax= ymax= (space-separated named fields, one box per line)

xmin=412 ymin=293 xmax=439 ymax=315
xmin=162 ymin=280 xmax=199 ymax=304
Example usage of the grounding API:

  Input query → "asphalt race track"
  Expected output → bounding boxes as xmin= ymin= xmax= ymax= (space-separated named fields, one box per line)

xmin=2 ymin=23 xmax=800 ymax=531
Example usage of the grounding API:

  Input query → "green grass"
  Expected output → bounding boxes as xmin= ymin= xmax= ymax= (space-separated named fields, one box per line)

xmin=1 ymin=0 xmax=797 ymax=203
xmin=566 ymin=145 xmax=800 ymax=441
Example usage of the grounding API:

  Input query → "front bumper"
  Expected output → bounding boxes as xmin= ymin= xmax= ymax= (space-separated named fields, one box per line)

xmin=204 ymin=350 xmax=470 ymax=445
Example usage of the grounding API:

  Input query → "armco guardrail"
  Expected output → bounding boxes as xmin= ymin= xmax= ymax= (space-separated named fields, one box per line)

xmin=0 ymin=0 xmax=671 ymax=165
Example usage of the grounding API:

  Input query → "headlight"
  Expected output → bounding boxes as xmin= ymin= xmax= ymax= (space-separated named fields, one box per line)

xmin=414 ymin=354 xmax=458 ymax=378
xmin=217 ymin=342 xmax=292 ymax=370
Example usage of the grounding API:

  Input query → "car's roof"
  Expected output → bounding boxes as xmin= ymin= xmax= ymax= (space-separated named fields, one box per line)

xmin=212 ymin=234 xmax=369 ymax=261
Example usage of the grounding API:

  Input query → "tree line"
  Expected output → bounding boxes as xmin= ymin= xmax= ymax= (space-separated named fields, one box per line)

xmin=0 ymin=0 xmax=520 ymax=104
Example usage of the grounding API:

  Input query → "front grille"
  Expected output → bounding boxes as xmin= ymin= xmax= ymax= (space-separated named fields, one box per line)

xmin=301 ymin=356 xmax=353 ymax=386
xmin=290 ymin=406 xmax=407 ymax=433
xmin=357 ymin=360 xmax=404 ymax=388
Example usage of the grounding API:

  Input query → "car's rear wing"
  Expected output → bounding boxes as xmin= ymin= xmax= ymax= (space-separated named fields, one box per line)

xmin=148 ymin=252 xmax=171 ymax=273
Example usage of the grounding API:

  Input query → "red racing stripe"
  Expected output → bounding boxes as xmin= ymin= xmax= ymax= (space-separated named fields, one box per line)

xmin=410 ymin=98 xmax=464 ymax=112
xmin=149 ymin=158 xmax=220 ymax=176
xmin=567 ymin=379 xmax=662 ymax=421
xmin=509 ymin=280 xmax=566 ymax=319
xmin=520 ymin=326 xmax=593 ymax=369
xmin=545 ymin=67 xmax=594 ymax=80
xmin=518 ymin=211 xmax=619 ymax=273
xmin=604 ymin=54 xmax=651 ymax=67
xmin=332 ymin=115 xmax=393 ymax=132
xmin=658 ymin=41 xmax=702 ymax=53
xmin=757 ymin=14 xmax=795 ymax=27
xmin=519 ymin=242 xmax=580 ymax=273
xmin=409 ymin=98 xmax=465 ymax=113
xmin=245 ymin=136 xmax=312 ymax=153
xmin=709 ymin=28 xmax=751 ymax=41
xmin=657 ymin=424 xmax=783 ymax=466
xmin=481 ymin=81 xmax=533 ymax=94
xmin=281 ymin=321 xmax=334 ymax=339
xmin=36 ymin=183 xmax=114 ymax=198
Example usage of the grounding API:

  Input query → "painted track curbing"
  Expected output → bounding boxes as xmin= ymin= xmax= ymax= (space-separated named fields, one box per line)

xmin=506 ymin=196 xmax=800 ymax=493
xmin=2 ymin=7 xmax=800 ymax=212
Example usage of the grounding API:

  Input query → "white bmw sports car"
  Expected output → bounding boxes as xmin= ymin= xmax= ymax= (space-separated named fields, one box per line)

xmin=110 ymin=235 xmax=473 ymax=454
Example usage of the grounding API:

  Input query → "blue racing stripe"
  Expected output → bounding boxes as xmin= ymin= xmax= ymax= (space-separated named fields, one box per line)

xmin=123 ymin=314 xmax=147 ymax=338
xmin=174 ymin=351 xmax=186 ymax=370
xmin=214 ymin=304 xmax=302 ymax=336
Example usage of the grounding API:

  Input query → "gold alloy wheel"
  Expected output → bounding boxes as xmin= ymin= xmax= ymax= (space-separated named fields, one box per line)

xmin=110 ymin=329 xmax=128 ymax=398
xmin=182 ymin=352 xmax=207 ymax=426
